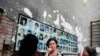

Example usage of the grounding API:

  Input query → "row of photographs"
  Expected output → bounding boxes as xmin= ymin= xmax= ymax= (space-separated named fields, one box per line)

xmin=18 ymin=15 xmax=77 ymax=41
xmin=17 ymin=26 xmax=77 ymax=42
xmin=38 ymin=42 xmax=78 ymax=53
xmin=15 ymin=15 xmax=78 ymax=53
xmin=16 ymin=27 xmax=77 ymax=47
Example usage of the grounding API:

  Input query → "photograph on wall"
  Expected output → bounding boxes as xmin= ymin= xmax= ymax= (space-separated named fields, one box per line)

xmin=39 ymin=42 xmax=43 ymax=50
xmin=52 ymin=28 xmax=57 ymax=38
xmin=45 ymin=25 xmax=49 ymax=32
xmin=40 ymin=23 xmax=45 ymax=32
xmin=27 ymin=19 xmax=34 ymax=29
xmin=39 ymin=33 xmax=44 ymax=40
xmin=19 ymin=16 xmax=27 ymax=26
xmin=44 ymin=34 xmax=48 ymax=41
xmin=33 ymin=21 xmax=40 ymax=37
xmin=34 ymin=22 xmax=39 ymax=30
xmin=49 ymin=27 xmax=53 ymax=33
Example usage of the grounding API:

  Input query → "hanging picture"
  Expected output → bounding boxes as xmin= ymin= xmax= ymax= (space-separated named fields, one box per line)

xmin=15 ymin=13 xmax=78 ymax=54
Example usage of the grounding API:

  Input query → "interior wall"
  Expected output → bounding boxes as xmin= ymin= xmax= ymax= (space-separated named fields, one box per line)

xmin=0 ymin=0 xmax=100 ymax=53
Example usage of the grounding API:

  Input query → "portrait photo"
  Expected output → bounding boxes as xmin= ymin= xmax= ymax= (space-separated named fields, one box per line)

xmin=40 ymin=23 xmax=45 ymax=31
xmin=38 ymin=42 xmax=43 ymax=50
xmin=19 ymin=16 xmax=27 ymax=26
xmin=35 ymin=22 xmax=39 ymax=29
xmin=39 ymin=33 xmax=44 ymax=40
xmin=45 ymin=25 xmax=49 ymax=32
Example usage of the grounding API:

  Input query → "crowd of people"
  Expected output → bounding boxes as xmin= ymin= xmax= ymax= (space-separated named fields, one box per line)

xmin=12 ymin=34 xmax=97 ymax=56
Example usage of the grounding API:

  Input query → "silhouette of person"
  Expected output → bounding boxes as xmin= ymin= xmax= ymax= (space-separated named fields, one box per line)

xmin=82 ymin=46 xmax=97 ymax=56
xmin=13 ymin=34 xmax=43 ymax=56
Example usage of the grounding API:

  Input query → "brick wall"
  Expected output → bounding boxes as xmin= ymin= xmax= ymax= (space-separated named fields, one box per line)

xmin=0 ymin=15 xmax=15 ymax=56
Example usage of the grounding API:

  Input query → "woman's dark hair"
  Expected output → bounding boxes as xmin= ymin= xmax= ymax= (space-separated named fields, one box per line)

xmin=18 ymin=34 xmax=38 ymax=56
xmin=85 ymin=46 xmax=97 ymax=56
xmin=46 ymin=38 xmax=58 ymax=47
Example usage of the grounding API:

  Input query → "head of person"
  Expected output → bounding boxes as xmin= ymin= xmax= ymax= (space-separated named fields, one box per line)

xmin=18 ymin=34 xmax=38 ymax=56
xmin=82 ymin=46 xmax=97 ymax=56
xmin=35 ymin=23 xmax=39 ymax=28
xmin=46 ymin=38 xmax=58 ymax=51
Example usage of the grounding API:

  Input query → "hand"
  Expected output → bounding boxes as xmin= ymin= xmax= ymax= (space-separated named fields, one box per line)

xmin=47 ymin=48 xmax=52 ymax=53
xmin=45 ymin=48 xmax=52 ymax=56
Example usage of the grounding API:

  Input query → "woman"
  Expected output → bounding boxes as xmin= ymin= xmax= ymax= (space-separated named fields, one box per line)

xmin=45 ymin=38 xmax=62 ymax=56
xmin=82 ymin=46 xmax=97 ymax=56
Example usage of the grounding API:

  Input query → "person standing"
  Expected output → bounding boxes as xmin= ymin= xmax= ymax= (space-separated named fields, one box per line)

xmin=82 ymin=46 xmax=97 ymax=56
xmin=45 ymin=38 xmax=62 ymax=56
xmin=12 ymin=34 xmax=43 ymax=56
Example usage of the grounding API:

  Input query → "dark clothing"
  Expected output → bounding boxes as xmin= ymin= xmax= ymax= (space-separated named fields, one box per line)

xmin=12 ymin=51 xmax=43 ymax=56
xmin=33 ymin=51 xmax=43 ymax=56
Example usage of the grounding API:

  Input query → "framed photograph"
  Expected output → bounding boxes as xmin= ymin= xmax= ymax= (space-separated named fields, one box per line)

xmin=40 ymin=23 xmax=45 ymax=31
xmin=15 ymin=13 xmax=78 ymax=54
xmin=18 ymin=15 xmax=27 ymax=26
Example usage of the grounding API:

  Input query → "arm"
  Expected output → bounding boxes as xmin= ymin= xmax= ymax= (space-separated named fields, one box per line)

xmin=45 ymin=48 xmax=52 ymax=56
xmin=45 ymin=52 xmax=49 ymax=56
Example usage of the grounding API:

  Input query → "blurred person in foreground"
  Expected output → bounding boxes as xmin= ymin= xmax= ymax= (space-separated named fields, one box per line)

xmin=82 ymin=46 xmax=97 ymax=56
xmin=13 ymin=34 xmax=43 ymax=56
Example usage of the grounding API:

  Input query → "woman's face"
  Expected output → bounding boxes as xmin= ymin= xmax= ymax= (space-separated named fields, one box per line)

xmin=82 ymin=48 xmax=89 ymax=56
xmin=48 ymin=40 xmax=57 ymax=51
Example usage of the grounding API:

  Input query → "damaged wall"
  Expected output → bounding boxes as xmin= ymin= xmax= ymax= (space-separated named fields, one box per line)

xmin=0 ymin=15 xmax=15 ymax=56
xmin=0 ymin=0 xmax=99 ymax=55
